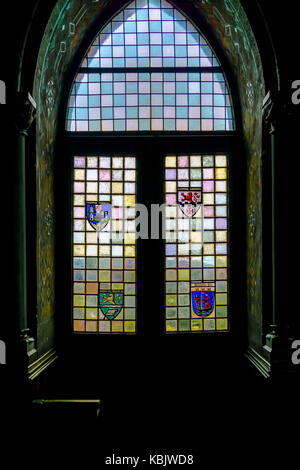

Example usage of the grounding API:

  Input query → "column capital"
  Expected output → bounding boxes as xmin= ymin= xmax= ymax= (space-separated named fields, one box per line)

xmin=262 ymin=90 xmax=293 ymax=134
xmin=0 ymin=91 xmax=37 ymax=135
xmin=14 ymin=91 xmax=37 ymax=136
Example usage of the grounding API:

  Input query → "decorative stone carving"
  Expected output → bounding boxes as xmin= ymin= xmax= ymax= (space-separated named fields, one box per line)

xmin=246 ymin=81 xmax=254 ymax=109
xmin=42 ymin=203 xmax=54 ymax=237
xmin=45 ymin=79 xmax=55 ymax=115
xmin=248 ymin=201 xmax=256 ymax=238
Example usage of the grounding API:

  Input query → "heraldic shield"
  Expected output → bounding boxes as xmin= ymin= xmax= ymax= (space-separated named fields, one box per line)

xmin=178 ymin=190 xmax=202 ymax=217
xmin=191 ymin=282 xmax=215 ymax=318
xmin=86 ymin=203 xmax=111 ymax=231
xmin=99 ymin=292 xmax=124 ymax=320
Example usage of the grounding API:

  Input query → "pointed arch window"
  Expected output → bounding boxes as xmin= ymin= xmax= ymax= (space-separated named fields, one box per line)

xmin=67 ymin=0 xmax=236 ymax=335
xmin=66 ymin=0 xmax=234 ymax=132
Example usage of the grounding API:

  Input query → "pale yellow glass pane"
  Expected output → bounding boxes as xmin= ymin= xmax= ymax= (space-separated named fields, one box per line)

xmin=112 ymin=283 xmax=124 ymax=291
xmin=216 ymin=256 xmax=227 ymax=267
xmin=124 ymin=157 xmax=136 ymax=169
xmin=87 ymin=157 xmax=98 ymax=167
xmin=112 ymin=157 xmax=123 ymax=168
xmin=165 ymin=156 xmax=176 ymax=167
xmin=86 ymin=182 xmax=97 ymax=193
xmin=124 ymin=271 xmax=135 ymax=282
xmin=216 ymin=319 xmax=228 ymax=330
xmin=166 ymin=270 xmax=177 ymax=281
xmin=216 ymin=293 xmax=227 ymax=305
xmin=166 ymin=320 xmax=177 ymax=332
xmin=99 ymin=245 xmax=110 ymax=256
xmin=165 ymin=206 xmax=177 ymax=218
xmin=178 ymin=244 xmax=190 ymax=256
xmin=190 ymin=156 xmax=201 ymax=167
xmin=86 ymin=232 xmax=98 ymax=243
xmin=215 ymin=168 xmax=227 ymax=180
xmin=203 ymin=194 xmax=214 ymax=204
xmin=215 ymin=155 xmax=227 ymax=167
xmin=125 ymin=170 xmax=136 ymax=181
xmin=215 ymin=181 xmax=226 ymax=192
xmin=124 ymin=321 xmax=136 ymax=333
xmin=166 ymin=294 xmax=177 ymax=307
xmin=124 ymin=233 xmax=136 ymax=244
xmin=194 ymin=208 xmax=203 ymax=219
xmin=111 ymin=171 xmax=123 ymax=183
xmin=166 ymin=181 xmax=176 ymax=193
xmin=86 ymin=308 xmax=98 ymax=319
xmin=190 ymin=232 xmax=202 ymax=243
xmin=86 ymin=245 xmax=98 ymax=256
xmin=86 ymin=194 xmax=98 ymax=202
xmin=99 ymin=270 xmax=110 ymax=282
xmin=152 ymin=119 xmax=163 ymax=130
xmin=216 ymin=231 xmax=227 ymax=242
xmin=112 ymin=182 xmax=123 ymax=193
xmin=99 ymin=283 xmax=110 ymax=292
xmin=112 ymin=321 xmax=123 ymax=332
xmin=124 ymin=195 xmax=136 ymax=206
xmin=74 ymin=283 xmax=85 ymax=293
xmin=85 ymin=220 xmax=94 ymax=231
xmin=112 ymin=220 xmax=123 ymax=232
xmin=74 ymin=169 xmax=85 ymax=181
xmin=86 ymin=322 xmax=98 ymax=332
xmin=178 ymin=269 xmax=190 ymax=281
xmin=74 ymin=195 xmax=85 ymax=205
xmin=203 ymin=244 xmax=214 ymax=254
xmin=191 ymin=319 xmax=203 ymax=331
xmin=73 ymin=295 xmax=85 ymax=307
xmin=112 ymin=195 xmax=123 ymax=206
xmin=74 ymin=245 xmax=85 ymax=256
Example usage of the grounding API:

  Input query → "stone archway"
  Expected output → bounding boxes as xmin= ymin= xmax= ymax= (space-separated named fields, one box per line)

xmin=33 ymin=0 xmax=267 ymax=360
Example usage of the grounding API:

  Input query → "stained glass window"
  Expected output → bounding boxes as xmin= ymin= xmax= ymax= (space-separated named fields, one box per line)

xmin=73 ymin=155 xmax=137 ymax=333
xmin=66 ymin=0 xmax=234 ymax=132
xmin=165 ymin=154 xmax=228 ymax=332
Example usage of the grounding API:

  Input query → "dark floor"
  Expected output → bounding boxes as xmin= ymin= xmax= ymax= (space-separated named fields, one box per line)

xmin=1 ymin=350 xmax=299 ymax=465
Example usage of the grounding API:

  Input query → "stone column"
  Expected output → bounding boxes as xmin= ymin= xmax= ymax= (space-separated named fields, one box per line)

xmin=262 ymin=90 xmax=294 ymax=373
xmin=12 ymin=91 xmax=38 ymax=369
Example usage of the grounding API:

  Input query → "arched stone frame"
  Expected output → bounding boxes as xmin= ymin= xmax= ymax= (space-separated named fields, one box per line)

xmin=33 ymin=0 xmax=267 ymax=360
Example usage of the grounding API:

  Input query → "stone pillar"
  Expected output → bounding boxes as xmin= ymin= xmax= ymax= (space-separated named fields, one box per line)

xmin=11 ymin=91 xmax=38 ymax=369
xmin=261 ymin=90 xmax=294 ymax=373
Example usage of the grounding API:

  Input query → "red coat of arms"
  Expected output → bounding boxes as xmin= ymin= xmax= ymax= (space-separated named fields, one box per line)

xmin=178 ymin=190 xmax=202 ymax=217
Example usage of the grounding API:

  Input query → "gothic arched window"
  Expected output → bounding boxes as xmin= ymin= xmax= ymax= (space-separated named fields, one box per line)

xmin=66 ymin=0 xmax=236 ymax=335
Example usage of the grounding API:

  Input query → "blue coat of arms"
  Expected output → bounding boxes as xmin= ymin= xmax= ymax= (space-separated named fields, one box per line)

xmin=86 ymin=203 xmax=110 ymax=231
xmin=191 ymin=290 xmax=215 ymax=317
xmin=99 ymin=292 xmax=124 ymax=320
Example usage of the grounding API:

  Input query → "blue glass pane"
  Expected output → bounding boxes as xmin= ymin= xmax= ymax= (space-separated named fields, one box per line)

xmin=113 ymin=34 xmax=124 ymax=45
xmin=89 ymin=96 xmax=100 ymax=107
xmin=176 ymin=107 xmax=188 ymax=118
xmin=102 ymin=108 xmax=113 ymax=119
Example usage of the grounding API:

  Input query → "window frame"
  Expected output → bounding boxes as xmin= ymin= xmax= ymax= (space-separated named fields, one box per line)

xmin=53 ymin=0 xmax=246 ymax=353
xmin=54 ymin=133 xmax=246 ymax=347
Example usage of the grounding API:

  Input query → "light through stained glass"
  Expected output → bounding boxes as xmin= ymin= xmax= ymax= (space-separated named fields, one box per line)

xmin=73 ymin=155 xmax=137 ymax=333
xmin=66 ymin=0 xmax=234 ymax=132
xmin=164 ymin=154 xmax=228 ymax=333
